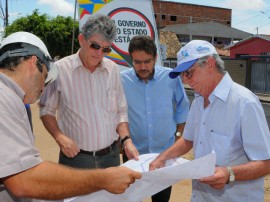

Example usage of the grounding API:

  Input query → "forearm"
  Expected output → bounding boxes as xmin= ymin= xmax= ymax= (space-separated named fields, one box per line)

xmin=3 ymin=161 xmax=107 ymax=200
xmin=232 ymin=160 xmax=270 ymax=181
xmin=41 ymin=115 xmax=63 ymax=141
xmin=159 ymin=138 xmax=193 ymax=161
xmin=150 ymin=138 xmax=193 ymax=171
xmin=199 ymin=160 xmax=270 ymax=189
xmin=116 ymin=122 xmax=130 ymax=139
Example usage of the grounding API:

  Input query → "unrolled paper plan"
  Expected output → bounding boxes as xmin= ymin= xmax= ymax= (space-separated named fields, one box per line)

xmin=46 ymin=152 xmax=216 ymax=202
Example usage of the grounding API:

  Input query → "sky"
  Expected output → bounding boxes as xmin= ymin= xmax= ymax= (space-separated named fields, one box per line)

xmin=1 ymin=0 xmax=270 ymax=35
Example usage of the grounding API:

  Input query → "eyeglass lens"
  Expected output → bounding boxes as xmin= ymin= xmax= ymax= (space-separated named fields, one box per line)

xmin=181 ymin=68 xmax=195 ymax=79
xmin=88 ymin=40 xmax=111 ymax=54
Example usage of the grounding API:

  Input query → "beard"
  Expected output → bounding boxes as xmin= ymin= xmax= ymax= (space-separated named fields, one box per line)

xmin=135 ymin=68 xmax=155 ymax=81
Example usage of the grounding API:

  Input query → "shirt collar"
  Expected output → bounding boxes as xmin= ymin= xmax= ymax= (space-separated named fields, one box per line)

xmin=0 ymin=73 xmax=25 ymax=101
xmin=210 ymin=72 xmax=233 ymax=103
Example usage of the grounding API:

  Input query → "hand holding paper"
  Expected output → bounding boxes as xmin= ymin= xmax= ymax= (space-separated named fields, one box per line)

xmin=49 ymin=152 xmax=216 ymax=202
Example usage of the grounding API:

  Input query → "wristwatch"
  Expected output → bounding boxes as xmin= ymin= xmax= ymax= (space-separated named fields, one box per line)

xmin=226 ymin=166 xmax=235 ymax=184
xmin=121 ymin=135 xmax=131 ymax=145
xmin=175 ymin=132 xmax=182 ymax=138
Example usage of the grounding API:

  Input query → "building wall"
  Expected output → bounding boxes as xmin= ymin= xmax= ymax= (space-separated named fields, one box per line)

xmin=152 ymin=1 xmax=232 ymax=28
xmin=223 ymin=59 xmax=247 ymax=87
xmin=230 ymin=38 xmax=270 ymax=58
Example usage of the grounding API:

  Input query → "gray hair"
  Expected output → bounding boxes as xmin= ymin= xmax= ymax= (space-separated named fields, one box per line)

xmin=197 ymin=54 xmax=225 ymax=74
xmin=80 ymin=14 xmax=116 ymax=43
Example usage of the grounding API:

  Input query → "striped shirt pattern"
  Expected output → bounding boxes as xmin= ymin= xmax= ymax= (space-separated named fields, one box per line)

xmin=39 ymin=52 xmax=128 ymax=151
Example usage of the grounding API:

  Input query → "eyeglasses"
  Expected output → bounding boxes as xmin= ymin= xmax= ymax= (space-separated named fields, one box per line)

xmin=132 ymin=59 xmax=153 ymax=66
xmin=180 ymin=66 xmax=197 ymax=79
xmin=36 ymin=59 xmax=50 ymax=86
xmin=86 ymin=39 xmax=112 ymax=54
xmin=36 ymin=59 xmax=44 ymax=73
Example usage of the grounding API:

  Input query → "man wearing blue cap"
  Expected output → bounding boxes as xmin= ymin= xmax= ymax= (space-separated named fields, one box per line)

xmin=150 ymin=40 xmax=270 ymax=201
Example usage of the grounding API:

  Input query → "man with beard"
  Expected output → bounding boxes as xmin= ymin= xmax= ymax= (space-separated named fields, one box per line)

xmin=120 ymin=35 xmax=190 ymax=202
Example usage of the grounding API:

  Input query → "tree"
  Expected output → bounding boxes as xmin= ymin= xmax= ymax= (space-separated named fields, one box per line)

xmin=4 ymin=10 xmax=80 ymax=59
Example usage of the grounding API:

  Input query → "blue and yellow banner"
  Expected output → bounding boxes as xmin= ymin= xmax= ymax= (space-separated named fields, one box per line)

xmin=78 ymin=0 xmax=161 ymax=70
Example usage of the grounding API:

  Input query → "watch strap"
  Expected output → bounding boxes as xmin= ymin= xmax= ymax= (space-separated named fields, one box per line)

xmin=226 ymin=166 xmax=235 ymax=184
xmin=121 ymin=135 xmax=131 ymax=145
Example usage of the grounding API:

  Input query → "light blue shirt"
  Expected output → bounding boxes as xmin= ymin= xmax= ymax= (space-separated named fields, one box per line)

xmin=184 ymin=73 xmax=270 ymax=202
xmin=121 ymin=66 xmax=190 ymax=154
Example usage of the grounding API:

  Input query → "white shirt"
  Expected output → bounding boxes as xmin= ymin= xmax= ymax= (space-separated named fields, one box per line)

xmin=184 ymin=73 xmax=270 ymax=202
xmin=39 ymin=52 xmax=128 ymax=151
xmin=0 ymin=73 xmax=42 ymax=202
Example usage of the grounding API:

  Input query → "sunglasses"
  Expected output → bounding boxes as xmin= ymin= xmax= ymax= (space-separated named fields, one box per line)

xmin=86 ymin=39 xmax=112 ymax=54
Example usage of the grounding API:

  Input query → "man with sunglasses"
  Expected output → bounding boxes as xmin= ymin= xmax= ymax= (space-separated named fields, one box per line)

xmin=150 ymin=40 xmax=270 ymax=201
xmin=0 ymin=31 xmax=141 ymax=202
xmin=39 ymin=14 xmax=139 ymax=170
xmin=121 ymin=35 xmax=190 ymax=202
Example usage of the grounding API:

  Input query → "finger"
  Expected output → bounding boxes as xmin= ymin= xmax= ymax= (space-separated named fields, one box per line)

xmin=132 ymin=151 xmax=139 ymax=160
xmin=75 ymin=147 xmax=80 ymax=153
xmin=134 ymin=155 xmax=139 ymax=161
xmin=130 ymin=177 xmax=136 ymax=184
xmin=133 ymin=171 xmax=142 ymax=179
xmin=63 ymin=152 xmax=73 ymax=158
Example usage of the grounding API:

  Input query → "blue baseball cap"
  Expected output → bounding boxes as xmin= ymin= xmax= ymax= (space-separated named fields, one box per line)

xmin=169 ymin=40 xmax=217 ymax=79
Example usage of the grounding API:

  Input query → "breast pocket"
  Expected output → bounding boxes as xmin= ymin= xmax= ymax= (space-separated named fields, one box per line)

xmin=107 ymin=89 xmax=118 ymax=113
xmin=210 ymin=131 xmax=230 ymax=166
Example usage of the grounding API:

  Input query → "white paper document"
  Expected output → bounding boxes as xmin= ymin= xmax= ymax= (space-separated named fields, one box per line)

xmin=47 ymin=152 xmax=216 ymax=202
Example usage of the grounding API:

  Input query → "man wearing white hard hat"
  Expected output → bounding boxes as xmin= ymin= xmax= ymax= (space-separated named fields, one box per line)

xmin=150 ymin=40 xmax=270 ymax=201
xmin=0 ymin=31 xmax=141 ymax=202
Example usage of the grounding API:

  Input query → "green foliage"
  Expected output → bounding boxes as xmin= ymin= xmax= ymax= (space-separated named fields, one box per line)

xmin=4 ymin=9 xmax=80 ymax=59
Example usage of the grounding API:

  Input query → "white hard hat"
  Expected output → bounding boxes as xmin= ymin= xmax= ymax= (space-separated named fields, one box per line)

xmin=0 ymin=31 xmax=58 ymax=85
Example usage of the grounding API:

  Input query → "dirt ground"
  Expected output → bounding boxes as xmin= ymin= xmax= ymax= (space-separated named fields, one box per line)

xmin=31 ymin=103 xmax=270 ymax=202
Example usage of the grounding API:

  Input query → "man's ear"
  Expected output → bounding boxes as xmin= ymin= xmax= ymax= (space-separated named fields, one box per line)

xmin=78 ymin=34 xmax=84 ymax=47
xmin=207 ymin=57 xmax=214 ymax=68
xmin=207 ymin=56 xmax=217 ymax=74
xmin=28 ymin=56 xmax=38 ymax=69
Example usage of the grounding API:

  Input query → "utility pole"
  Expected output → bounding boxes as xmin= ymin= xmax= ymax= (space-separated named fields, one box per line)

xmin=5 ymin=0 xmax=8 ymax=27
xmin=71 ymin=0 xmax=77 ymax=54
xmin=189 ymin=16 xmax=192 ymax=41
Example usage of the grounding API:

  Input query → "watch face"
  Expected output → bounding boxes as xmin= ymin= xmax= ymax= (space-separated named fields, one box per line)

xmin=175 ymin=132 xmax=182 ymax=137
xmin=230 ymin=175 xmax=235 ymax=182
xmin=227 ymin=167 xmax=235 ymax=182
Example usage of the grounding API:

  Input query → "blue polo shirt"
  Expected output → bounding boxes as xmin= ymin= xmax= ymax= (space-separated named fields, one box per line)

xmin=121 ymin=66 xmax=190 ymax=154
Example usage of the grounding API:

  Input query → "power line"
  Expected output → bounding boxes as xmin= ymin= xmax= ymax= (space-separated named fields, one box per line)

xmin=0 ymin=0 xmax=8 ymax=27
xmin=233 ymin=13 xmax=262 ymax=26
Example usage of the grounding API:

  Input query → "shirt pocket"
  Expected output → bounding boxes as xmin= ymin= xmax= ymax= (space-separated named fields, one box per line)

xmin=107 ymin=89 xmax=118 ymax=113
xmin=210 ymin=131 xmax=230 ymax=166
